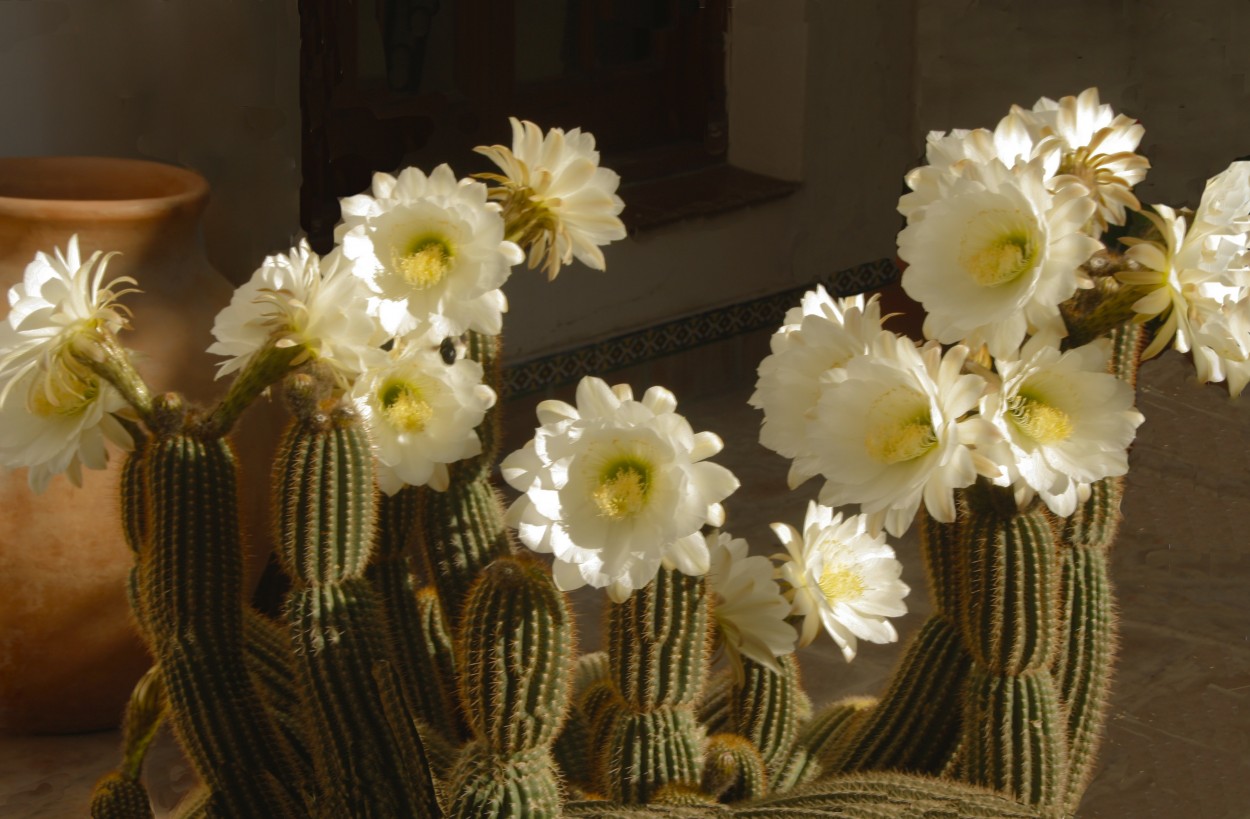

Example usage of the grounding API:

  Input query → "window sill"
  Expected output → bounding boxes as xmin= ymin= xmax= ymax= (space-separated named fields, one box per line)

xmin=620 ymin=162 xmax=800 ymax=233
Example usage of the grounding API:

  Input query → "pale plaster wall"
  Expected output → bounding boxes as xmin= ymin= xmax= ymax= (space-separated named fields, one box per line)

xmin=6 ymin=1 xmax=1245 ymax=363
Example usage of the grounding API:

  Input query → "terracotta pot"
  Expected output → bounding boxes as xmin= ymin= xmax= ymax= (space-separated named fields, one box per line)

xmin=0 ymin=157 xmax=278 ymax=734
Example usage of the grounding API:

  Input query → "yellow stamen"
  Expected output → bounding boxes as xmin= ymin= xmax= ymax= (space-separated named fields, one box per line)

xmin=380 ymin=380 xmax=434 ymax=432
xmin=817 ymin=564 xmax=865 ymax=604
xmin=393 ymin=236 xmax=453 ymax=290
xmin=592 ymin=458 xmax=652 ymax=520
xmin=1008 ymin=391 xmax=1073 ymax=444
xmin=864 ymin=389 xmax=937 ymax=465
xmin=962 ymin=230 xmax=1037 ymax=287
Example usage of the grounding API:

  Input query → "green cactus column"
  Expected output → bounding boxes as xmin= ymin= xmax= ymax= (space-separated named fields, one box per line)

xmin=369 ymin=487 xmax=468 ymax=747
xmin=415 ymin=332 xmax=514 ymax=628
xmin=730 ymin=655 xmax=804 ymax=790
xmin=137 ymin=426 xmax=303 ymax=816
xmin=822 ymin=508 xmax=972 ymax=776
xmin=954 ymin=482 xmax=1067 ymax=809
xmin=274 ymin=404 xmax=438 ymax=817
xmin=448 ymin=554 xmax=574 ymax=818
xmin=600 ymin=567 xmax=711 ymax=804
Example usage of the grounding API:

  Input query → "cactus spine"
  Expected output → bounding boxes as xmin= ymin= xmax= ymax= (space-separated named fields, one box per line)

xmin=601 ymin=567 xmax=710 ymax=803
xmin=449 ymin=554 xmax=574 ymax=817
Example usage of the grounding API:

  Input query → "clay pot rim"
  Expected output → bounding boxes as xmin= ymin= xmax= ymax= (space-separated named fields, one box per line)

xmin=0 ymin=156 xmax=208 ymax=222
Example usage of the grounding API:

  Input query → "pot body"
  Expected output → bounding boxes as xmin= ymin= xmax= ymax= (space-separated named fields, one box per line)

xmin=0 ymin=157 xmax=277 ymax=733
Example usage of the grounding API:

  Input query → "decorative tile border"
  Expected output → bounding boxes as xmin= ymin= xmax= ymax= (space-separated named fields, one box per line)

xmin=502 ymin=257 xmax=900 ymax=398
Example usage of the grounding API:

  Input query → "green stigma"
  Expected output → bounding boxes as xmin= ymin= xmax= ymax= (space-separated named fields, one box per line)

xmin=592 ymin=456 xmax=653 ymax=520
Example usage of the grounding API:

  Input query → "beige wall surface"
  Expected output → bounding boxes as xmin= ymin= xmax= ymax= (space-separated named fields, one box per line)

xmin=3 ymin=0 xmax=1248 ymax=360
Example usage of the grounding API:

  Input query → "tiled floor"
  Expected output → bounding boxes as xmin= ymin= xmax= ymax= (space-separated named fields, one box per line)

xmin=2 ymin=325 xmax=1248 ymax=817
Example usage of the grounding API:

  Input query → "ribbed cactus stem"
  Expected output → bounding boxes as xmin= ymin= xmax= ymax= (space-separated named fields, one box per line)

xmin=373 ymin=660 xmax=445 ymax=817
xmin=729 ymin=771 xmax=1044 ymax=818
xmin=962 ymin=668 xmax=1066 ymax=807
xmin=119 ymin=665 xmax=164 ymax=781
xmin=599 ymin=704 xmax=706 ymax=804
xmin=954 ymin=481 xmax=1068 ymax=810
xmin=918 ymin=508 xmax=963 ymax=616
xmin=731 ymin=655 xmax=803 ymax=788
xmin=137 ymin=432 xmax=302 ymax=815
xmin=456 ymin=555 xmax=574 ymax=754
xmin=555 ymin=652 xmax=614 ymax=793
xmin=697 ymin=669 xmax=736 ymax=737
xmin=1055 ymin=530 xmax=1117 ymax=813
xmin=369 ymin=488 xmax=468 ymax=745
xmin=824 ymin=617 xmax=970 ymax=775
xmin=602 ymin=567 xmax=710 ymax=803
xmin=956 ymin=485 xmax=1058 ymax=675
xmin=608 ymin=568 xmax=710 ymax=710
xmin=241 ymin=610 xmax=314 ymax=777
xmin=416 ymin=477 xmax=514 ymax=627
xmin=451 ymin=554 xmax=573 ymax=817
xmin=703 ymin=733 xmax=768 ymax=802
xmin=276 ymin=408 xmax=432 ymax=814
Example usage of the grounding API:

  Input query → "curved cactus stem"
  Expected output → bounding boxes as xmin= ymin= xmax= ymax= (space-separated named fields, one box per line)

xmin=697 ymin=668 xmax=736 ymax=737
xmin=555 ymin=652 xmax=614 ymax=793
xmin=608 ymin=568 xmax=710 ymax=711
xmin=90 ymin=665 xmax=164 ymax=819
xmin=824 ymin=617 xmax=970 ymax=775
xmin=599 ymin=703 xmax=706 ymax=804
xmin=137 ymin=432 xmax=304 ymax=816
xmin=446 ymin=744 xmax=563 ymax=819
xmin=731 ymin=654 xmax=804 ymax=788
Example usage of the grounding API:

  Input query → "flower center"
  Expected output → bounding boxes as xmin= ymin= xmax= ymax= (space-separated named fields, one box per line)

xmin=592 ymin=457 xmax=652 ymax=520
xmin=817 ymin=563 xmax=865 ymax=604
xmin=379 ymin=379 xmax=434 ymax=432
xmin=1007 ymin=390 xmax=1073 ymax=444
xmin=393 ymin=235 xmax=453 ymax=290
xmin=864 ymin=388 xmax=937 ymax=465
xmin=962 ymin=228 xmax=1037 ymax=287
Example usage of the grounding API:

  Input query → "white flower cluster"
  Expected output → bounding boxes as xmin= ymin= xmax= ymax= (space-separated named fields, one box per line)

xmin=0 ymin=120 xmax=627 ymax=494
